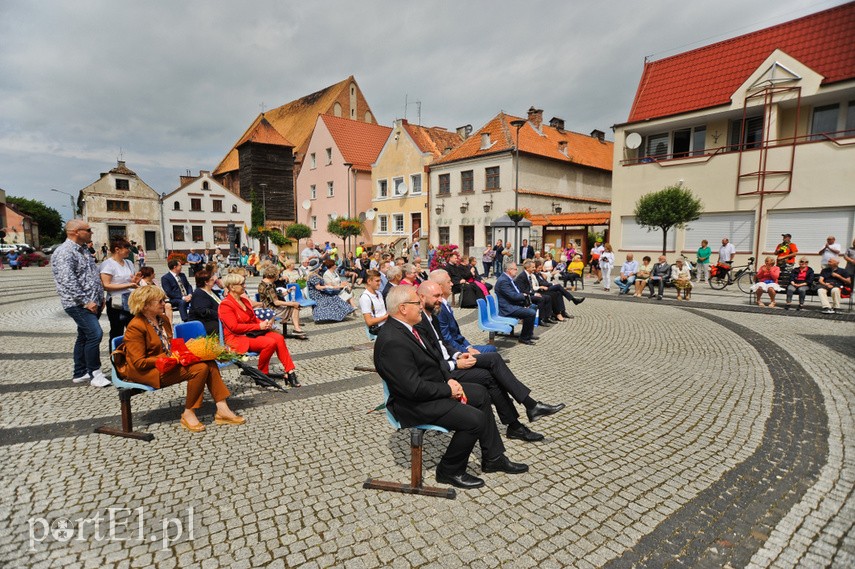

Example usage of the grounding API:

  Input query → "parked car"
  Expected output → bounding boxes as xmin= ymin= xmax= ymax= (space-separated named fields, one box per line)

xmin=0 ymin=244 xmax=18 ymax=254
xmin=41 ymin=244 xmax=60 ymax=255
xmin=16 ymin=243 xmax=35 ymax=254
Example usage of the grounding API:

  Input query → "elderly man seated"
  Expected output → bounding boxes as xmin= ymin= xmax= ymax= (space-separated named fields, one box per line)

xmin=514 ymin=260 xmax=555 ymax=325
xmin=416 ymin=281 xmax=565 ymax=442
xmin=817 ymin=258 xmax=851 ymax=314
xmin=614 ymin=253 xmax=638 ymax=295
xmin=495 ymin=263 xmax=538 ymax=345
xmin=429 ymin=269 xmax=497 ymax=354
xmin=648 ymin=255 xmax=671 ymax=300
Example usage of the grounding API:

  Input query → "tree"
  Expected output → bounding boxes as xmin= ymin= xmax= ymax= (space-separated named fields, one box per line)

xmin=327 ymin=217 xmax=363 ymax=254
xmin=286 ymin=223 xmax=312 ymax=253
xmin=6 ymin=196 xmax=64 ymax=244
xmin=633 ymin=185 xmax=703 ymax=255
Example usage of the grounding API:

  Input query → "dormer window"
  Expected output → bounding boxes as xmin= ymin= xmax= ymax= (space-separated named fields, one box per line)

xmin=202 ymin=181 xmax=210 ymax=190
xmin=115 ymin=179 xmax=129 ymax=190
xmin=173 ymin=201 xmax=181 ymax=211
xmin=231 ymin=204 xmax=238 ymax=213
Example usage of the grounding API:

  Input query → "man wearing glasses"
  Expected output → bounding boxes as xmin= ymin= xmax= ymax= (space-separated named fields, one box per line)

xmin=51 ymin=219 xmax=110 ymax=387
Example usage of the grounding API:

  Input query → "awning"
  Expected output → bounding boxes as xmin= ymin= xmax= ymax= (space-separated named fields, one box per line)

xmin=529 ymin=211 xmax=611 ymax=227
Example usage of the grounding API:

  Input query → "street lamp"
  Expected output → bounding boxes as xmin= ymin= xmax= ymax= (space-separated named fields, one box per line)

xmin=52 ymin=188 xmax=77 ymax=218
xmin=510 ymin=119 xmax=526 ymax=260
xmin=343 ymin=163 xmax=353 ymax=255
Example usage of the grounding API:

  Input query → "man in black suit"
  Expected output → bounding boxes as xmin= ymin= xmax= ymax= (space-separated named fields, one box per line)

xmin=381 ymin=265 xmax=402 ymax=301
xmin=374 ymin=285 xmax=528 ymax=489
xmin=519 ymin=239 xmax=534 ymax=264
xmin=514 ymin=260 xmax=554 ymax=324
xmin=494 ymin=264 xmax=537 ymax=345
xmin=416 ymin=281 xmax=565 ymax=442
xmin=161 ymin=259 xmax=193 ymax=321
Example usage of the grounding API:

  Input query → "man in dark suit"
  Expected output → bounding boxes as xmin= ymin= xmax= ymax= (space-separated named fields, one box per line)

xmin=429 ymin=269 xmax=497 ymax=354
xmin=515 ymin=260 xmax=554 ymax=324
xmin=381 ymin=265 xmax=402 ymax=301
xmin=519 ymin=239 xmax=534 ymax=264
xmin=161 ymin=259 xmax=193 ymax=321
xmin=416 ymin=281 xmax=565 ymax=442
xmin=374 ymin=286 xmax=528 ymax=489
xmin=495 ymin=264 xmax=538 ymax=345
xmin=445 ymin=252 xmax=471 ymax=296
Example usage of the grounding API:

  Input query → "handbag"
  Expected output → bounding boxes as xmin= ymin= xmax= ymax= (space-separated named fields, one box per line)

xmin=110 ymin=343 xmax=129 ymax=379
xmin=364 ymin=291 xmax=382 ymax=335
xmin=246 ymin=329 xmax=270 ymax=338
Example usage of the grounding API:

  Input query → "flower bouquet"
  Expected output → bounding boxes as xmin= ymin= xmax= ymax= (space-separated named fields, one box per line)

xmin=184 ymin=334 xmax=247 ymax=363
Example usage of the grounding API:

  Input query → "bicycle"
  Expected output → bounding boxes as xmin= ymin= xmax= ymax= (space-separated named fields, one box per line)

xmin=708 ymin=257 xmax=756 ymax=293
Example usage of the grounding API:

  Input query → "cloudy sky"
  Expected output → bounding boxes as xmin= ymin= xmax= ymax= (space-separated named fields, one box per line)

xmin=0 ymin=0 xmax=846 ymax=219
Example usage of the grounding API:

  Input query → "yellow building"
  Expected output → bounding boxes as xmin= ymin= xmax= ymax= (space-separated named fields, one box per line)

xmin=611 ymin=3 xmax=855 ymax=266
xmin=370 ymin=119 xmax=462 ymax=254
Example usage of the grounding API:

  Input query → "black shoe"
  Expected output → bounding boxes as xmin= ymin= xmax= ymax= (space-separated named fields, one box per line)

xmin=287 ymin=371 xmax=302 ymax=387
xmin=573 ymin=297 xmax=585 ymax=305
xmin=784 ymin=304 xmax=790 ymax=310
xmin=530 ymin=335 xmax=540 ymax=341
xmin=527 ymin=401 xmax=566 ymax=422
xmin=481 ymin=455 xmax=529 ymax=474
xmin=657 ymin=295 xmax=663 ymax=300
xmin=436 ymin=469 xmax=485 ymax=489
xmin=519 ymin=339 xmax=537 ymax=345
xmin=538 ymin=321 xmax=550 ymax=328
xmin=506 ymin=424 xmax=545 ymax=442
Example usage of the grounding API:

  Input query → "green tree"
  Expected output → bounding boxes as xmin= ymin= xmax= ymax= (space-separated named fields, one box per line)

xmin=327 ymin=217 xmax=363 ymax=254
xmin=286 ymin=223 xmax=312 ymax=252
xmin=6 ymin=196 xmax=64 ymax=244
xmin=633 ymin=185 xmax=703 ymax=255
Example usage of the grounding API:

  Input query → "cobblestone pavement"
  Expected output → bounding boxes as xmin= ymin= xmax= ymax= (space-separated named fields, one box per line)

xmin=0 ymin=265 xmax=852 ymax=568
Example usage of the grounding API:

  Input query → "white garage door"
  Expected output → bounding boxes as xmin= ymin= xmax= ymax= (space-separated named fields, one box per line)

xmin=684 ymin=212 xmax=755 ymax=252
xmin=764 ymin=208 xmax=854 ymax=253
xmin=621 ymin=216 xmax=677 ymax=251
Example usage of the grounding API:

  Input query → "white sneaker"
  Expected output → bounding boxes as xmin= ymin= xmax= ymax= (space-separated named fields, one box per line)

xmin=822 ymin=308 xmax=835 ymax=314
xmin=72 ymin=373 xmax=91 ymax=383
xmin=90 ymin=370 xmax=111 ymax=387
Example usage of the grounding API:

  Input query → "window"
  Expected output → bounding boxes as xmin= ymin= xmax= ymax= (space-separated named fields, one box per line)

xmin=378 ymin=215 xmax=388 ymax=233
xmin=644 ymin=133 xmax=669 ymax=158
xmin=106 ymin=200 xmax=130 ymax=212
xmin=393 ymin=214 xmax=404 ymax=233
xmin=393 ymin=177 xmax=405 ymax=196
xmin=213 ymin=225 xmax=228 ymax=243
xmin=461 ymin=170 xmax=474 ymax=193
xmin=191 ymin=226 xmax=203 ymax=242
xmin=190 ymin=198 xmax=202 ymax=211
xmin=378 ymin=179 xmax=388 ymax=198
xmin=173 ymin=201 xmax=181 ymax=211
xmin=764 ymin=208 xmax=854 ymax=252
xmin=327 ymin=181 xmax=334 ymax=197
xmin=310 ymin=216 xmax=317 ymax=230
xmin=115 ymin=179 xmax=129 ymax=190
xmin=438 ymin=227 xmax=450 ymax=245
xmin=685 ymin=212 xmax=754 ymax=252
xmin=846 ymin=101 xmax=855 ymax=137
xmin=325 ymin=148 xmax=332 ymax=164
xmin=810 ymin=104 xmax=839 ymax=141
xmin=172 ymin=225 xmax=185 ymax=242
xmin=620 ymin=217 xmax=677 ymax=251
xmin=310 ymin=184 xmax=317 ymax=199
xmin=729 ymin=115 xmax=763 ymax=150
xmin=485 ymin=167 xmax=500 ymax=190
xmin=310 ymin=153 xmax=316 ymax=169
xmin=212 ymin=199 xmax=223 ymax=213
xmin=672 ymin=128 xmax=692 ymax=158
xmin=231 ymin=204 xmax=238 ymax=213
xmin=410 ymin=174 xmax=422 ymax=195
xmin=202 ymin=181 xmax=210 ymax=190
xmin=438 ymin=174 xmax=450 ymax=195
xmin=692 ymin=126 xmax=706 ymax=156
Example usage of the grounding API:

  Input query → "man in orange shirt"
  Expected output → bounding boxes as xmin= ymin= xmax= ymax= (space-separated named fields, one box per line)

xmin=775 ymin=233 xmax=798 ymax=269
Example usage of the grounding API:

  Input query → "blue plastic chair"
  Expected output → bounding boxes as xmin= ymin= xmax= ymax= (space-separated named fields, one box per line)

xmin=363 ymin=380 xmax=455 ymax=499
xmin=94 ymin=335 xmax=156 ymax=441
xmin=476 ymin=298 xmax=512 ymax=344
xmin=486 ymin=295 xmax=518 ymax=327
xmin=174 ymin=320 xmax=237 ymax=370
xmin=286 ymin=283 xmax=317 ymax=307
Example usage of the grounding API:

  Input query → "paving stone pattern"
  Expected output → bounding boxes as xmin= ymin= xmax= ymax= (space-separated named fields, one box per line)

xmin=0 ymin=265 xmax=852 ymax=568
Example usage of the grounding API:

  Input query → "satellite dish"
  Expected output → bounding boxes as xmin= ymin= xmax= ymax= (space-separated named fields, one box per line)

xmin=358 ymin=212 xmax=366 ymax=222
xmin=365 ymin=209 xmax=376 ymax=221
xmin=396 ymin=182 xmax=408 ymax=196
xmin=330 ymin=211 xmax=339 ymax=219
xmin=625 ymin=132 xmax=642 ymax=150
xmin=302 ymin=200 xmax=311 ymax=210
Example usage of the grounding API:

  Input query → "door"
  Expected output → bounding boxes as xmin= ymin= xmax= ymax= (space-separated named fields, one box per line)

xmin=461 ymin=226 xmax=475 ymax=258
xmin=144 ymin=231 xmax=156 ymax=252
xmin=107 ymin=225 xmax=126 ymax=240
xmin=411 ymin=213 xmax=422 ymax=240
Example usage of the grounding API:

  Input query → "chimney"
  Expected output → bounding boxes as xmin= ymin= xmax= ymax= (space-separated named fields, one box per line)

xmin=480 ymin=133 xmax=492 ymax=150
xmin=527 ymin=107 xmax=543 ymax=129
xmin=456 ymin=124 xmax=473 ymax=140
xmin=590 ymin=129 xmax=605 ymax=142
xmin=549 ymin=117 xmax=565 ymax=131
xmin=117 ymin=160 xmax=126 ymax=169
xmin=444 ymin=146 xmax=453 ymax=155
xmin=558 ymin=140 xmax=568 ymax=156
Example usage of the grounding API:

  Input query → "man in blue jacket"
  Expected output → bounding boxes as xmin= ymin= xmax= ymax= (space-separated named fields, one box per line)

xmin=429 ymin=269 xmax=497 ymax=353
xmin=495 ymin=263 xmax=537 ymax=345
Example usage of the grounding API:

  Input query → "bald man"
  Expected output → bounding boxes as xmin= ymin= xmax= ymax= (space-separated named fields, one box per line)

xmin=51 ymin=220 xmax=110 ymax=387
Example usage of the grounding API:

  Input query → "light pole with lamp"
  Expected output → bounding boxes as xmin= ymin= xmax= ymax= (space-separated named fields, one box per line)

xmin=259 ymin=183 xmax=267 ymax=253
xmin=52 ymin=188 xmax=78 ymax=219
xmin=509 ymin=119 xmax=526 ymax=261
xmin=343 ymin=162 xmax=353 ymax=255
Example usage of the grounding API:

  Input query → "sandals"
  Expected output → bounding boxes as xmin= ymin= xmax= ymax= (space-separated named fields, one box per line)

xmin=287 ymin=371 xmax=302 ymax=388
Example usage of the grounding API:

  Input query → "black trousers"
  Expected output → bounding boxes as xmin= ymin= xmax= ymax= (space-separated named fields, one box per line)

xmin=530 ymin=294 xmax=553 ymax=320
xmin=452 ymin=352 xmax=532 ymax=426
xmin=106 ymin=304 xmax=132 ymax=344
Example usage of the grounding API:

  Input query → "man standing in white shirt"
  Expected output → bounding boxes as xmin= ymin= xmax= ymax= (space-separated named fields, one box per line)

xmin=718 ymin=237 xmax=736 ymax=264
xmin=818 ymin=236 xmax=841 ymax=268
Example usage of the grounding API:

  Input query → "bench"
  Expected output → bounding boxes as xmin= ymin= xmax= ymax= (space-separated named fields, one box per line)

xmin=476 ymin=298 xmax=513 ymax=345
xmin=363 ymin=380 xmax=456 ymax=499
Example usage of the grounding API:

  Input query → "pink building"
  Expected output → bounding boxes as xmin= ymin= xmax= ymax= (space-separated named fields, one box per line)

xmin=296 ymin=114 xmax=391 ymax=250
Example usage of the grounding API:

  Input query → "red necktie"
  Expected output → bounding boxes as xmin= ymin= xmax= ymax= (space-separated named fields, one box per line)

xmin=412 ymin=328 xmax=425 ymax=348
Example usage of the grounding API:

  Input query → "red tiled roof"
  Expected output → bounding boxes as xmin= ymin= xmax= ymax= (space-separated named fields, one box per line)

xmin=401 ymin=121 xmax=464 ymax=158
xmin=628 ymin=3 xmax=855 ymax=123
xmin=236 ymin=116 xmax=293 ymax=148
xmin=529 ymin=212 xmax=611 ymax=227
xmin=432 ymin=112 xmax=613 ymax=172
xmin=320 ymin=114 xmax=392 ymax=171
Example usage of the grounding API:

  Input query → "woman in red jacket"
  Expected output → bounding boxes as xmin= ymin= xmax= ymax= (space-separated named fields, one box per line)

xmin=218 ymin=272 xmax=301 ymax=387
